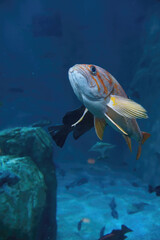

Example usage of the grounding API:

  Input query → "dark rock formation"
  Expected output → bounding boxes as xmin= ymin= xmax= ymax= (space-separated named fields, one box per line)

xmin=130 ymin=2 xmax=160 ymax=185
xmin=0 ymin=155 xmax=46 ymax=240
xmin=0 ymin=127 xmax=57 ymax=240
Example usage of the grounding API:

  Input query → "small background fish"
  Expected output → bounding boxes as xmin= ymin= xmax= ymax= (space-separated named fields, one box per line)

xmin=89 ymin=142 xmax=115 ymax=159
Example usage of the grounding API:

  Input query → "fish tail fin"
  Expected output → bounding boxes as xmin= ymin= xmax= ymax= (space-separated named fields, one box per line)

xmin=121 ymin=225 xmax=133 ymax=234
xmin=48 ymin=125 xmax=72 ymax=147
xmin=136 ymin=132 xmax=151 ymax=160
xmin=142 ymin=131 xmax=151 ymax=144
xmin=148 ymin=185 xmax=154 ymax=193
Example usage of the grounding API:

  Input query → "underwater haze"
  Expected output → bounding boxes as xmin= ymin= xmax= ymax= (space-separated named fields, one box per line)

xmin=0 ymin=0 xmax=160 ymax=239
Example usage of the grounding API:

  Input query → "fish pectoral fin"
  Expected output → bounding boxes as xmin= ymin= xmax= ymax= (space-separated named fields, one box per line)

xmin=107 ymin=95 xmax=148 ymax=119
xmin=104 ymin=113 xmax=128 ymax=136
xmin=71 ymin=108 xmax=88 ymax=127
xmin=123 ymin=135 xmax=132 ymax=152
xmin=94 ymin=117 xmax=107 ymax=140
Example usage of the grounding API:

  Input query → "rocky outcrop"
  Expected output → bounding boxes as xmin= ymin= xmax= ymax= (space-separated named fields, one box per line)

xmin=0 ymin=155 xmax=46 ymax=240
xmin=0 ymin=127 xmax=57 ymax=240
xmin=129 ymin=2 xmax=160 ymax=185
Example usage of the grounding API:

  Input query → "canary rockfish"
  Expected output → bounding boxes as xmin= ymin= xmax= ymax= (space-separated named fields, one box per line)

xmin=68 ymin=64 xmax=150 ymax=160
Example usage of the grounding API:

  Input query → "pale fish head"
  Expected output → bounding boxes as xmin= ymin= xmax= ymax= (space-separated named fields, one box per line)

xmin=68 ymin=64 xmax=114 ymax=103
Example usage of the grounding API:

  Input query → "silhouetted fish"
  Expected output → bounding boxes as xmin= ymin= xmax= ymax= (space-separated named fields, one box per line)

xmin=32 ymin=119 xmax=52 ymax=128
xmin=111 ymin=209 xmax=119 ymax=219
xmin=32 ymin=13 xmax=62 ymax=37
xmin=109 ymin=197 xmax=117 ymax=209
xmin=127 ymin=202 xmax=149 ymax=215
xmin=77 ymin=220 xmax=83 ymax=231
xmin=89 ymin=142 xmax=115 ymax=159
xmin=48 ymin=105 xmax=94 ymax=147
xmin=109 ymin=198 xmax=119 ymax=219
xmin=77 ymin=218 xmax=90 ymax=231
xmin=65 ymin=177 xmax=88 ymax=190
xmin=98 ymin=225 xmax=132 ymax=240
xmin=148 ymin=185 xmax=160 ymax=196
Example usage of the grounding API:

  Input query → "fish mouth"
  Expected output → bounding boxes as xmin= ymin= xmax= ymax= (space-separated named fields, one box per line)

xmin=68 ymin=65 xmax=103 ymax=101
xmin=68 ymin=65 xmax=87 ymax=82
xmin=68 ymin=66 xmax=75 ymax=74
xmin=68 ymin=67 xmax=79 ymax=88
xmin=68 ymin=65 xmax=86 ymax=91
xmin=68 ymin=66 xmax=83 ymax=101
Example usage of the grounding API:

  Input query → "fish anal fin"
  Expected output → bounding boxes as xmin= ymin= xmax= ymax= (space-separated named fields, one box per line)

xmin=136 ymin=132 xmax=150 ymax=160
xmin=104 ymin=113 xmax=128 ymax=136
xmin=142 ymin=132 xmax=151 ymax=144
xmin=94 ymin=117 xmax=106 ymax=140
xmin=136 ymin=144 xmax=142 ymax=160
xmin=123 ymin=135 xmax=132 ymax=152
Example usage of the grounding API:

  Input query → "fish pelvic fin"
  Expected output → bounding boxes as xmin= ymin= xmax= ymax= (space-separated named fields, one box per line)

xmin=123 ymin=135 xmax=132 ymax=152
xmin=142 ymin=131 xmax=151 ymax=144
xmin=94 ymin=117 xmax=106 ymax=140
xmin=104 ymin=113 xmax=128 ymax=136
xmin=71 ymin=108 xmax=88 ymax=127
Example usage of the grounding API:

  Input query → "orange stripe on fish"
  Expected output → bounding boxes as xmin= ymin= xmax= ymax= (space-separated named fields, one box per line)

xmin=114 ymin=83 xmax=118 ymax=91
xmin=97 ymin=71 xmax=108 ymax=94
xmin=105 ymin=71 xmax=113 ymax=85
xmin=91 ymin=75 xmax=100 ymax=91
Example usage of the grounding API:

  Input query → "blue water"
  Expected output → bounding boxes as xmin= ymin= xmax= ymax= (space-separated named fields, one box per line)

xmin=0 ymin=0 xmax=160 ymax=239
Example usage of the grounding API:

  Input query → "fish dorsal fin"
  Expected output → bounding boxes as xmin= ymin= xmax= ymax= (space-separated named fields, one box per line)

xmin=123 ymin=135 xmax=132 ymax=152
xmin=71 ymin=108 xmax=88 ymax=127
xmin=94 ymin=117 xmax=106 ymax=140
xmin=107 ymin=95 xmax=148 ymax=119
xmin=104 ymin=113 xmax=128 ymax=136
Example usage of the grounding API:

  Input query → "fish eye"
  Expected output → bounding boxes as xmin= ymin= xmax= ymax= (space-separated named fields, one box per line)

xmin=90 ymin=65 xmax=97 ymax=75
